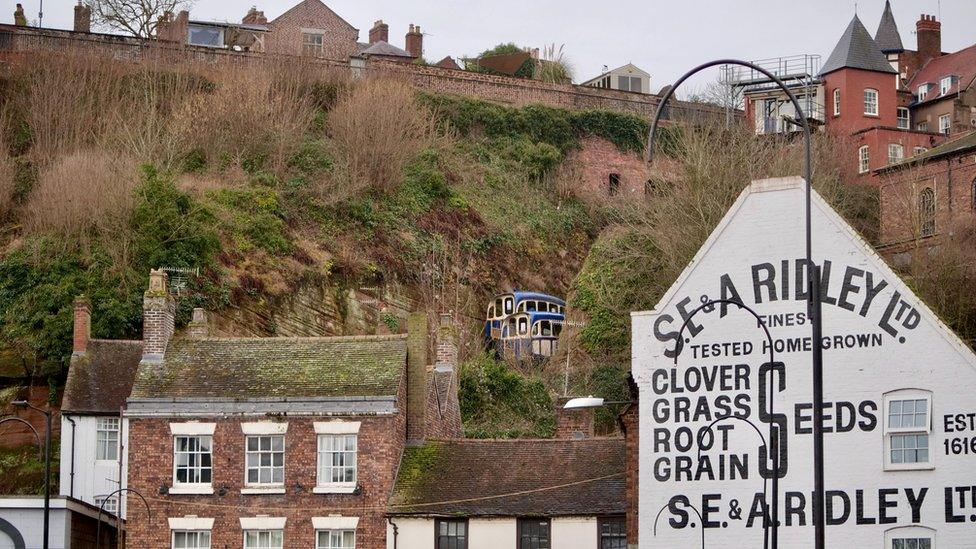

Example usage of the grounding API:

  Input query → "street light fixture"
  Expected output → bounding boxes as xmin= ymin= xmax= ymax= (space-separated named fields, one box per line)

xmin=647 ymin=59 xmax=824 ymax=549
xmin=562 ymin=396 xmax=633 ymax=409
xmin=12 ymin=399 xmax=52 ymax=549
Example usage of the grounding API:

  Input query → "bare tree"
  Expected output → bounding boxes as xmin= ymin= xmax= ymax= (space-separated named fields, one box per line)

xmin=86 ymin=0 xmax=195 ymax=38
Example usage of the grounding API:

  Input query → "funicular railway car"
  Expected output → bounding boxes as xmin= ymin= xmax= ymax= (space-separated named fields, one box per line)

xmin=483 ymin=291 xmax=566 ymax=344
xmin=497 ymin=311 xmax=565 ymax=361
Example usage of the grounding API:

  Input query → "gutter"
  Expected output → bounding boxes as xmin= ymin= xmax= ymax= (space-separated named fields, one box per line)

xmin=63 ymin=414 xmax=76 ymax=498
xmin=387 ymin=517 xmax=399 ymax=549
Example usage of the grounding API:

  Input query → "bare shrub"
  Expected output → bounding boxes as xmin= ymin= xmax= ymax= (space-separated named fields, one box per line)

xmin=24 ymin=150 xmax=139 ymax=243
xmin=0 ymin=126 xmax=15 ymax=218
xmin=325 ymin=77 xmax=439 ymax=198
xmin=905 ymin=222 xmax=976 ymax=345
xmin=169 ymin=66 xmax=316 ymax=171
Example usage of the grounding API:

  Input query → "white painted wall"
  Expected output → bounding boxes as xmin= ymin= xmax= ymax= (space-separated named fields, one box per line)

xmin=58 ymin=415 xmax=129 ymax=518
xmin=633 ymin=178 xmax=976 ymax=548
xmin=387 ymin=516 xmax=598 ymax=549
xmin=552 ymin=516 xmax=598 ymax=549
xmin=0 ymin=499 xmax=73 ymax=549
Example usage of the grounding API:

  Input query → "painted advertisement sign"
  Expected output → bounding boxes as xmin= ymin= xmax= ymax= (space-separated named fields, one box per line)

xmin=632 ymin=178 xmax=976 ymax=548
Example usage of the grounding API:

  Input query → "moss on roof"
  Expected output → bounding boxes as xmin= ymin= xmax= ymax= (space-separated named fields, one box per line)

xmin=130 ymin=334 xmax=407 ymax=399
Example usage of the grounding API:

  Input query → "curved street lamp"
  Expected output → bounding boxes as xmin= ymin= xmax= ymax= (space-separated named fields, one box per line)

xmin=7 ymin=400 xmax=52 ymax=549
xmin=647 ymin=59 xmax=825 ymax=549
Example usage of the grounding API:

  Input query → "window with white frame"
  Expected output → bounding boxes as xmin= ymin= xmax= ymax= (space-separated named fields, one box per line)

xmin=939 ymin=76 xmax=953 ymax=96
xmin=244 ymin=530 xmax=283 ymax=549
xmin=918 ymin=83 xmax=930 ymax=101
xmin=858 ymin=146 xmax=870 ymax=174
xmin=938 ymin=114 xmax=951 ymax=135
xmin=913 ymin=147 xmax=927 ymax=156
xmin=897 ymin=107 xmax=910 ymax=129
xmin=245 ymin=435 xmax=284 ymax=486
xmin=172 ymin=531 xmax=211 ymax=549
xmin=863 ymin=88 xmax=879 ymax=115
xmin=888 ymin=144 xmax=904 ymax=164
xmin=174 ymin=436 xmax=213 ymax=486
xmin=893 ymin=537 xmax=932 ymax=549
xmin=94 ymin=496 xmax=118 ymax=514
xmin=884 ymin=391 xmax=932 ymax=469
xmin=317 ymin=530 xmax=355 ymax=549
xmin=96 ymin=418 xmax=119 ymax=461
xmin=833 ymin=88 xmax=840 ymax=116
xmin=317 ymin=434 xmax=357 ymax=485
xmin=917 ymin=121 xmax=929 ymax=132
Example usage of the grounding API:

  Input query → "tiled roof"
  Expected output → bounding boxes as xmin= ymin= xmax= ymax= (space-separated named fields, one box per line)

xmin=874 ymin=0 xmax=904 ymax=53
xmin=389 ymin=438 xmax=625 ymax=516
xmin=821 ymin=15 xmax=897 ymax=76
xmin=62 ymin=340 xmax=143 ymax=414
xmin=359 ymin=41 xmax=412 ymax=58
xmin=908 ymin=44 xmax=976 ymax=98
xmin=130 ymin=334 xmax=406 ymax=399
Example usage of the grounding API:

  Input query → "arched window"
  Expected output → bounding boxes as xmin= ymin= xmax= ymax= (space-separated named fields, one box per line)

xmin=864 ymin=88 xmax=879 ymax=115
xmin=919 ymin=187 xmax=935 ymax=237
xmin=833 ymin=88 xmax=840 ymax=116
xmin=858 ymin=146 xmax=870 ymax=174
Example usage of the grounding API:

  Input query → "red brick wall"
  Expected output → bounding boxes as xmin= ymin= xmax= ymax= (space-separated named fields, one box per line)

xmin=265 ymin=0 xmax=359 ymax=59
xmin=824 ymin=68 xmax=899 ymax=136
xmin=878 ymin=150 xmax=976 ymax=247
xmin=125 ymin=413 xmax=404 ymax=548
xmin=0 ymin=386 xmax=61 ymax=449
xmin=566 ymin=137 xmax=652 ymax=201
xmin=851 ymin=127 xmax=941 ymax=184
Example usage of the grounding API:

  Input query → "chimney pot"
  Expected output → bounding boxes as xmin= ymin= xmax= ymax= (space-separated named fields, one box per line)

xmin=142 ymin=270 xmax=176 ymax=360
xmin=405 ymin=23 xmax=423 ymax=59
xmin=73 ymin=1 xmax=91 ymax=33
xmin=188 ymin=308 xmax=209 ymax=338
xmin=73 ymin=296 xmax=91 ymax=355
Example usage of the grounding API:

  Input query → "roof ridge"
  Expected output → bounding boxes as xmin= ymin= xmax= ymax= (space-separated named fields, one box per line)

xmin=89 ymin=338 xmax=143 ymax=344
xmin=423 ymin=437 xmax=625 ymax=443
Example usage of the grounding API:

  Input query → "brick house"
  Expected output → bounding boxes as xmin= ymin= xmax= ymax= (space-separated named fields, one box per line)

xmin=122 ymin=270 xmax=460 ymax=548
xmin=876 ymin=131 xmax=976 ymax=254
xmin=264 ymin=0 xmax=359 ymax=59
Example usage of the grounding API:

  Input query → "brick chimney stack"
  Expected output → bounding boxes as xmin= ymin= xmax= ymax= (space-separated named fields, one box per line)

xmin=73 ymin=1 xmax=91 ymax=33
xmin=434 ymin=313 xmax=457 ymax=373
xmin=369 ymin=20 xmax=389 ymax=44
xmin=555 ymin=397 xmax=595 ymax=439
xmin=916 ymin=14 xmax=942 ymax=66
xmin=242 ymin=6 xmax=267 ymax=25
xmin=187 ymin=308 xmax=209 ymax=338
xmin=405 ymin=24 xmax=423 ymax=59
xmin=405 ymin=313 xmax=429 ymax=444
xmin=73 ymin=296 xmax=91 ymax=356
xmin=142 ymin=269 xmax=176 ymax=361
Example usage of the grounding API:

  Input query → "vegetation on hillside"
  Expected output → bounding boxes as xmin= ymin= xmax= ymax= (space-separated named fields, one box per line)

xmin=0 ymin=52 xmax=971 ymax=441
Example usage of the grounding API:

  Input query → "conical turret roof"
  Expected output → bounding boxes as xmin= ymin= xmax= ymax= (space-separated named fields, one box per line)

xmin=875 ymin=0 xmax=904 ymax=53
xmin=820 ymin=14 xmax=897 ymax=75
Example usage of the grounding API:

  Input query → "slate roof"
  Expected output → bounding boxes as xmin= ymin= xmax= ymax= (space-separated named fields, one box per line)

xmin=359 ymin=41 xmax=413 ymax=58
xmin=388 ymin=438 xmax=626 ymax=516
xmin=821 ymin=15 xmax=897 ymax=76
xmin=129 ymin=334 xmax=407 ymax=399
xmin=908 ymin=44 xmax=976 ymax=100
xmin=874 ymin=0 xmax=904 ymax=53
xmin=62 ymin=340 xmax=143 ymax=414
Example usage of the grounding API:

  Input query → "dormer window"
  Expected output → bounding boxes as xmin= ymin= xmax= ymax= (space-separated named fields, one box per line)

xmin=863 ymin=89 xmax=878 ymax=116
xmin=939 ymin=76 xmax=953 ymax=96
xmin=917 ymin=83 xmax=930 ymax=101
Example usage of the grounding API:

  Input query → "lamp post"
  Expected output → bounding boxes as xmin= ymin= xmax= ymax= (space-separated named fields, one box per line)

xmin=646 ymin=59 xmax=823 ymax=549
xmin=11 ymin=399 xmax=52 ymax=549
